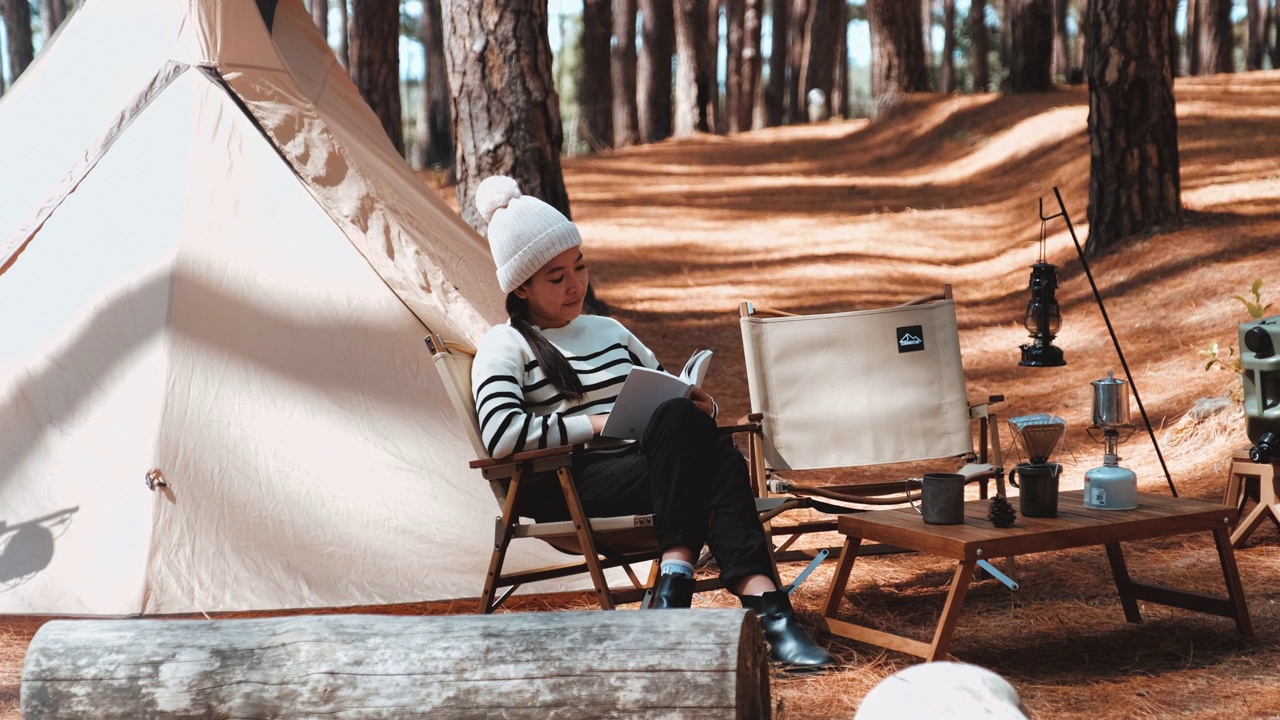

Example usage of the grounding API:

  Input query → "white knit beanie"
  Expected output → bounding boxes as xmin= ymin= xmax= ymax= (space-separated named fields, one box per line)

xmin=476 ymin=175 xmax=583 ymax=293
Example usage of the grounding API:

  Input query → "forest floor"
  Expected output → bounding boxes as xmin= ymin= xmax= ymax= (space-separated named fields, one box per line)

xmin=5 ymin=71 xmax=1280 ymax=718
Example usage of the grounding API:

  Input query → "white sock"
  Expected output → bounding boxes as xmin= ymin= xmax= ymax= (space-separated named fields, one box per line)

xmin=660 ymin=559 xmax=695 ymax=578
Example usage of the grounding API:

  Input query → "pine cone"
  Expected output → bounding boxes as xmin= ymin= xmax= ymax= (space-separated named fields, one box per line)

xmin=987 ymin=495 xmax=1017 ymax=528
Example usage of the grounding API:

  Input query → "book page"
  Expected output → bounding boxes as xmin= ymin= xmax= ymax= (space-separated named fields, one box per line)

xmin=679 ymin=349 xmax=713 ymax=387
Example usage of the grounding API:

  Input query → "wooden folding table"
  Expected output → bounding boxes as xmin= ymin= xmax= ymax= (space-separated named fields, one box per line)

xmin=820 ymin=490 xmax=1253 ymax=661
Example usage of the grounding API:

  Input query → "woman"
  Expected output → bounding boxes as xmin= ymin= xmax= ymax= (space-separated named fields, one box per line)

xmin=470 ymin=175 xmax=834 ymax=670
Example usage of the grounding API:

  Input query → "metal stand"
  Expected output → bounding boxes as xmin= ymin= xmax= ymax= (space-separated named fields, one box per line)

xmin=1044 ymin=187 xmax=1177 ymax=497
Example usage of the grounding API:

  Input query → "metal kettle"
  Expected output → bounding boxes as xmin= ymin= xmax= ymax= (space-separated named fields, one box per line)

xmin=1091 ymin=371 xmax=1130 ymax=428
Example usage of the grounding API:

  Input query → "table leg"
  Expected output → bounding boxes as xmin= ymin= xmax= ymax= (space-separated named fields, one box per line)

xmin=927 ymin=557 xmax=978 ymax=661
xmin=1213 ymin=526 xmax=1255 ymax=637
xmin=1230 ymin=501 xmax=1272 ymax=548
xmin=1224 ymin=463 xmax=1243 ymax=510
xmin=822 ymin=536 xmax=862 ymax=620
xmin=1105 ymin=542 xmax=1142 ymax=623
xmin=1257 ymin=463 xmax=1280 ymax=535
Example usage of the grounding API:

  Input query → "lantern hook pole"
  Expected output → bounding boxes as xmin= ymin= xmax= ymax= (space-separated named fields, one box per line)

xmin=1049 ymin=186 xmax=1176 ymax=497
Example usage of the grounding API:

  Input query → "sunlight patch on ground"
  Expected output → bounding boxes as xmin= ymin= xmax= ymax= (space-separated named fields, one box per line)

xmin=1177 ymin=101 xmax=1280 ymax=120
xmin=1184 ymin=175 xmax=1280 ymax=212
xmin=924 ymin=106 xmax=1089 ymax=184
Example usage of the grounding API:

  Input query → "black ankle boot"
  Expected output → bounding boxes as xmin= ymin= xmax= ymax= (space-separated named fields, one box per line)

xmin=649 ymin=573 xmax=695 ymax=609
xmin=740 ymin=590 xmax=837 ymax=670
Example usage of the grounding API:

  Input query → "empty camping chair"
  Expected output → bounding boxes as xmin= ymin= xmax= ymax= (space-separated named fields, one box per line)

xmin=738 ymin=286 xmax=1005 ymax=560
xmin=427 ymin=333 xmax=800 ymax=612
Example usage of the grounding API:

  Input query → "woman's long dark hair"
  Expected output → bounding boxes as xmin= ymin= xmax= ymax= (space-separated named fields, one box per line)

xmin=506 ymin=293 xmax=587 ymax=402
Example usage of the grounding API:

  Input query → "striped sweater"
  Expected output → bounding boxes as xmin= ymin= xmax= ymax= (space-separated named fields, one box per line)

xmin=471 ymin=314 xmax=662 ymax=459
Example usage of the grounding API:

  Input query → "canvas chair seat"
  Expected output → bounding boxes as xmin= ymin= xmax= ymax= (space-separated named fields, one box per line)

xmin=427 ymin=332 xmax=791 ymax=612
xmin=738 ymin=286 xmax=1005 ymax=560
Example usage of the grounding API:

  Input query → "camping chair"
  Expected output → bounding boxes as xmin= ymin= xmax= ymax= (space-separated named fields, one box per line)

xmin=738 ymin=286 xmax=1005 ymax=562
xmin=426 ymin=333 xmax=800 ymax=613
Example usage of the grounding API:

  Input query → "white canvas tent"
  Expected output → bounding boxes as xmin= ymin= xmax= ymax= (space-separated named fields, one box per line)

xmin=0 ymin=0 xmax=586 ymax=615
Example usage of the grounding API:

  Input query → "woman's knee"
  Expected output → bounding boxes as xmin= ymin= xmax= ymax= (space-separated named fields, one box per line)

xmin=646 ymin=397 xmax=713 ymax=440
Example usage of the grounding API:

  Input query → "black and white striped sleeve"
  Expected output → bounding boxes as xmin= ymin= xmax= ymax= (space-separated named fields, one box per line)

xmin=471 ymin=327 xmax=594 ymax=459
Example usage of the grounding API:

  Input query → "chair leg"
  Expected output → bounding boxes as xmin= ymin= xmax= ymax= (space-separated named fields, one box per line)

xmin=557 ymin=466 xmax=616 ymax=609
xmin=748 ymin=431 xmax=785 ymax=565
xmin=480 ymin=468 xmax=526 ymax=614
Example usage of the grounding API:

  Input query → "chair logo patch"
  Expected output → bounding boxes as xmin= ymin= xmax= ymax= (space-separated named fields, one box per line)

xmin=897 ymin=325 xmax=925 ymax=353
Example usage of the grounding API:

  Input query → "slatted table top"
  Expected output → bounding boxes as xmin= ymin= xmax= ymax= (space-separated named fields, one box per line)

xmin=836 ymin=491 xmax=1236 ymax=561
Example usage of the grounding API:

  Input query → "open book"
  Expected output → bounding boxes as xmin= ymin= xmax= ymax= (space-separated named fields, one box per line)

xmin=600 ymin=349 xmax=713 ymax=440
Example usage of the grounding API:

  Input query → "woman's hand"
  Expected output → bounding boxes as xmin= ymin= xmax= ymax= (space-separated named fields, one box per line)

xmin=689 ymin=386 xmax=717 ymax=419
xmin=589 ymin=414 xmax=609 ymax=436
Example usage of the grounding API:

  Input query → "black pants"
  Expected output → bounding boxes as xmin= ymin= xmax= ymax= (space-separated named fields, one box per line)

xmin=532 ymin=398 xmax=776 ymax=587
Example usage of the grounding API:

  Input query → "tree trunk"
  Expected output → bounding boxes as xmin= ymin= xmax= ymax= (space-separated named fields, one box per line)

xmin=705 ymin=0 xmax=723 ymax=132
xmin=786 ymin=0 xmax=808 ymax=122
xmin=747 ymin=0 xmax=766 ymax=129
xmin=1195 ymin=0 xmax=1232 ymax=74
xmin=311 ymin=0 xmax=328 ymax=39
xmin=1084 ymin=0 xmax=1181 ymax=254
xmin=732 ymin=0 xmax=763 ymax=131
xmin=40 ymin=0 xmax=65 ymax=44
xmin=4 ymin=0 xmax=34 ymax=83
xmin=801 ymin=0 xmax=839 ymax=120
xmin=699 ymin=0 xmax=720 ymax=131
xmin=674 ymin=0 xmax=710 ymax=135
xmin=580 ymin=0 xmax=614 ymax=150
xmin=725 ymin=0 xmax=744 ymax=131
xmin=412 ymin=0 xmax=453 ymax=176
xmin=764 ymin=0 xmax=787 ymax=125
xmin=1185 ymin=0 xmax=1199 ymax=74
xmin=443 ymin=0 xmax=573 ymax=230
xmin=1245 ymin=0 xmax=1269 ymax=71
xmin=832 ymin=0 xmax=849 ymax=117
xmin=867 ymin=0 xmax=927 ymax=118
xmin=1076 ymin=0 xmax=1089 ymax=78
xmin=969 ymin=0 xmax=989 ymax=92
xmin=337 ymin=0 xmax=350 ymax=68
xmin=612 ymin=0 xmax=640 ymax=148
xmin=349 ymin=0 xmax=403 ymax=156
xmin=1167 ymin=0 xmax=1179 ymax=77
xmin=22 ymin=612 xmax=772 ymax=720
xmin=1271 ymin=0 xmax=1280 ymax=69
xmin=1004 ymin=0 xmax=1054 ymax=93
xmin=940 ymin=0 xmax=957 ymax=93
xmin=638 ymin=0 xmax=675 ymax=142
xmin=921 ymin=0 xmax=934 ymax=88
xmin=1051 ymin=0 xmax=1069 ymax=80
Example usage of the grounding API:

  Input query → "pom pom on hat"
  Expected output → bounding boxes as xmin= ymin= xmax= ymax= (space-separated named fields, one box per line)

xmin=476 ymin=175 xmax=522 ymax=224
xmin=475 ymin=175 xmax=583 ymax=293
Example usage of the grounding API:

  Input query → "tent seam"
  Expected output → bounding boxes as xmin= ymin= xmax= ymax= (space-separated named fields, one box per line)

xmin=0 ymin=61 xmax=191 ymax=277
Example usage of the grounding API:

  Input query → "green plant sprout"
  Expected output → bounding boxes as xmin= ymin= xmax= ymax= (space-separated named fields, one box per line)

xmin=1201 ymin=280 xmax=1273 ymax=398
xmin=1232 ymin=278 xmax=1274 ymax=320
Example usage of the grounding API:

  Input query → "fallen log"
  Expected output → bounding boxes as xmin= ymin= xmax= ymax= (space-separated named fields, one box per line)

xmin=22 ymin=609 xmax=770 ymax=719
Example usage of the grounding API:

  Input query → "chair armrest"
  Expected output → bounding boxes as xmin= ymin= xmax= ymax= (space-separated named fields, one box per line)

xmin=968 ymin=395 xmax=1006 ymax=419
xmin=469 ymin=444 xmax=580 ymax=470
xmin=717 ymin=418 xmax=762 ymax=435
